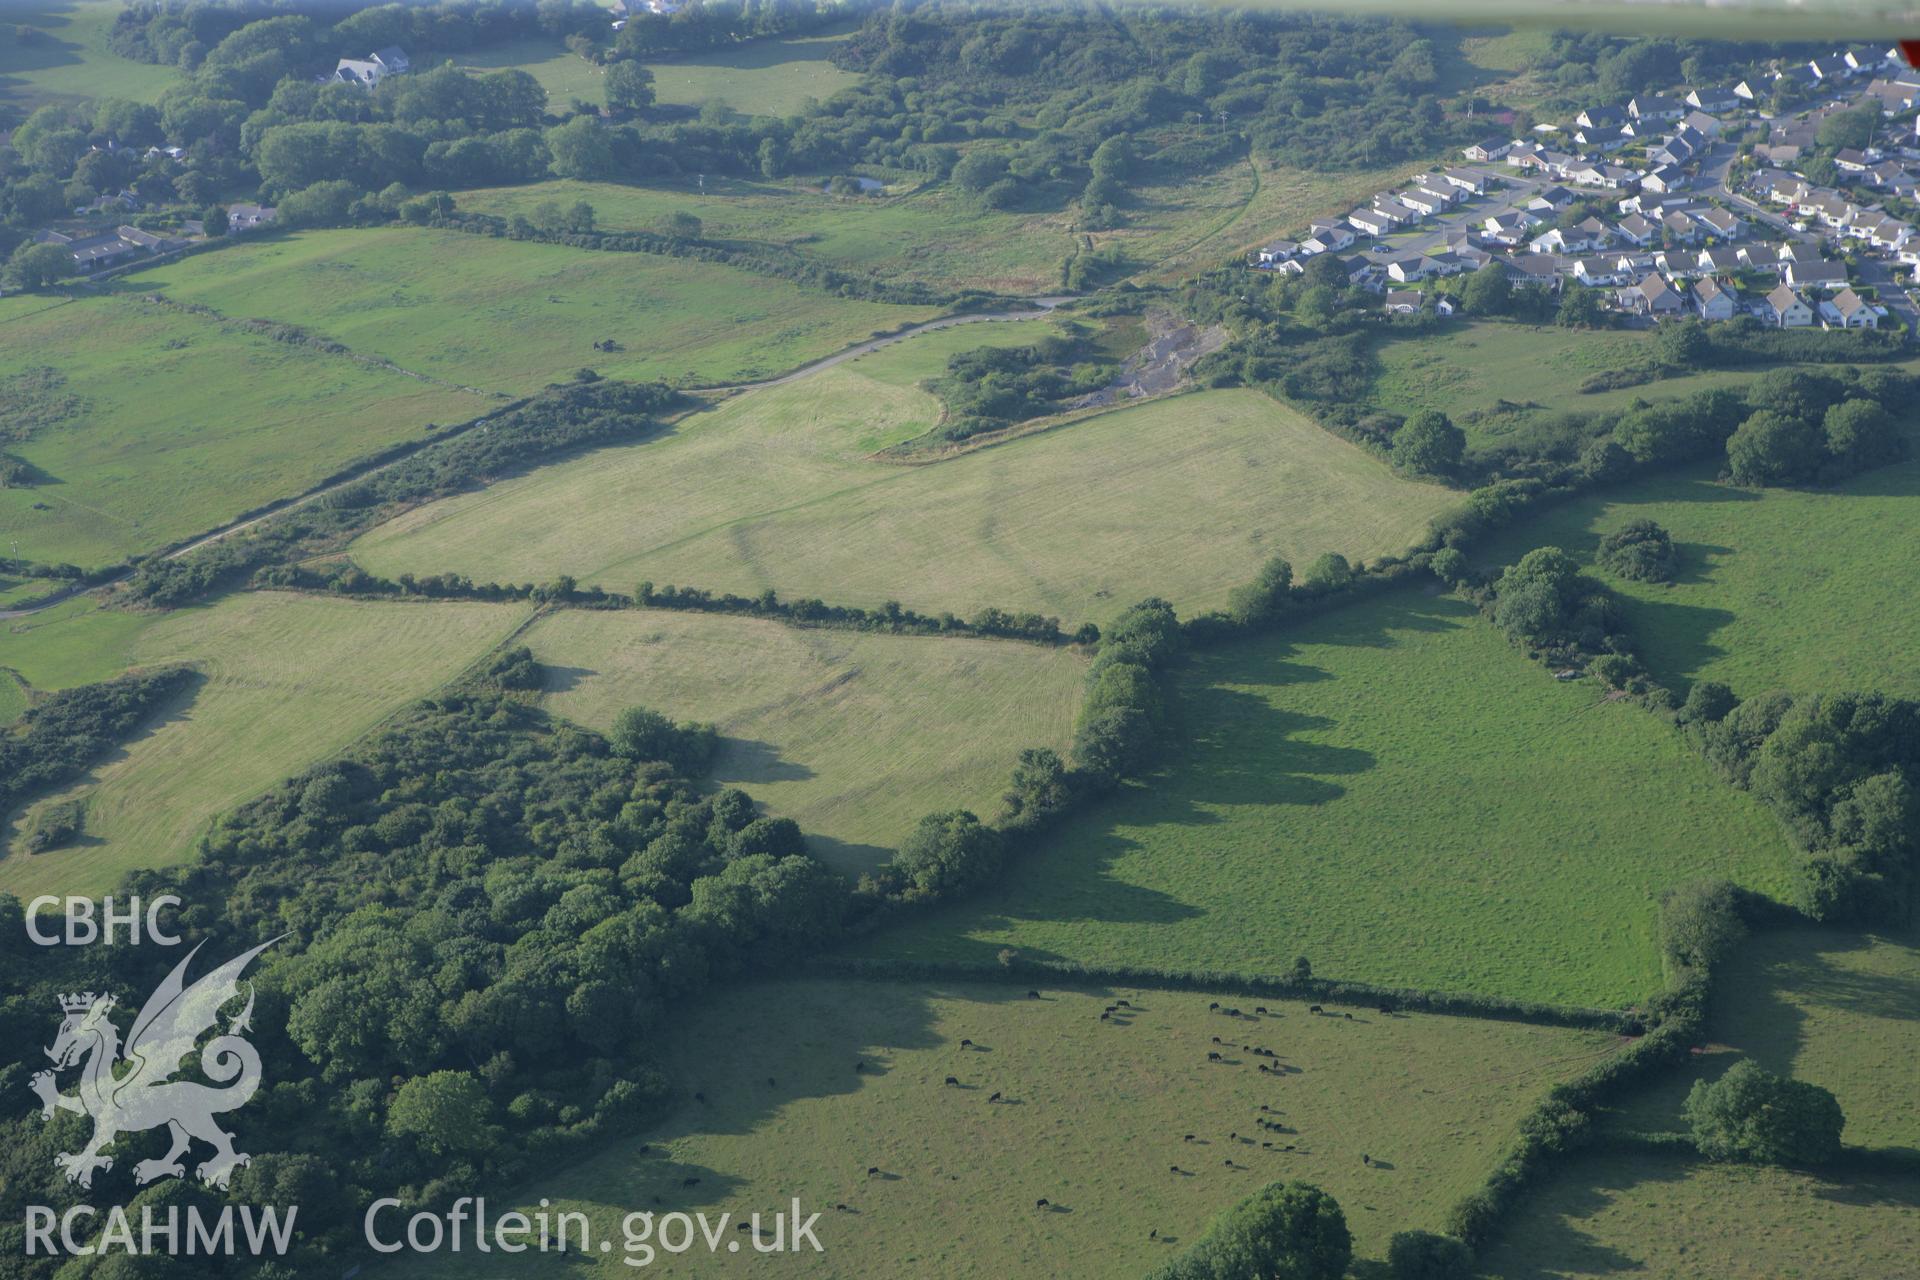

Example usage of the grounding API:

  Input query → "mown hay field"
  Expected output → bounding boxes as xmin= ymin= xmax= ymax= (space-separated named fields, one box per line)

xmin=0 ymin=592 xmax=527 ymax=901
xmin=352 ymin=370 xmax=1458 ymax=627
xmin=120 ymin=227 xmax=941 ymax=396
xmin=0 ymin=294 xmax=491 ymax=567
xmin=856 ymin=589 xmax=1799 ymax=1008
xmin=384 ymin=977 xmax=1622 ymax=1278
xmin=524 ymin=608 xmax=1085 ymax=872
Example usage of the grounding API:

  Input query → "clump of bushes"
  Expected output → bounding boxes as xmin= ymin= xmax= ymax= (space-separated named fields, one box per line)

xmin=1596 ymin=519 xmax=1677 ymax=583
xmin=1685 ymin=1060 xmax=1844 ymax=1165
xmin=931 ymin=330 xmax=1117 ymax=442
xmin=1724 ymin=368 xmax=1909 ymax=488
xmin=21 ymin=797 xmax=85 ymax=852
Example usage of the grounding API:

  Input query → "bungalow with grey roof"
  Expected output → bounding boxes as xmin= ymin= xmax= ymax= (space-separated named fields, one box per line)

xmin=1691 ymin=207 xmax=1742 ymax=238
xmin=1576 ymin=105 xmax=1627 ymax=129
xmin=1783 ymin=258 xmax=1847 ymax=289
xmin=1629 ymin=95 xmax=1685 ymax=121
xmin=1383 ymin=289 xmax=1423 ymax=315
xmin=1824 ymin=287 xmax=1878 ymax=328
xmin=1615 ymin=213 xmax=1656 ymax=245
xmin=1686 ymin=86 xmax=1741 ymax=113
xmin=1462 ymin=137 xmax=1514 ymax=162
xmin=1347 ymin=209 xmax=1394 ymax=237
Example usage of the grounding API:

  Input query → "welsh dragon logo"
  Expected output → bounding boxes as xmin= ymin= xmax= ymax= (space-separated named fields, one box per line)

xmin=31 ymin=938 xmax=279 ymax=1191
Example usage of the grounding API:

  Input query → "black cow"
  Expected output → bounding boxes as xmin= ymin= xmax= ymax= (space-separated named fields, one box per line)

xmin=1035 ymin=1199 xmax=1050 ymax=1209
xmin=1027 ymin=990 xmax=1041 ymax=999
xmin=1207 ymin=1051 xmax=1222 ymax=1062
xmin=944 ymin=1076 xmax=959 ymax=1086
xmin=1308 ymin=1005 xmax=1323 ymax=1014
xmin=988 ymin=1092 xmax=1002 ymax=1103
xmin=867 ymin=1167 xmax=880 ymax=1176
xmin=961 ymin=1039 xmax=973 ymax=1048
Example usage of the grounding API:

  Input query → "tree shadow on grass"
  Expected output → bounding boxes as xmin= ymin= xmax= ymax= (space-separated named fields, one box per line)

xmin=715 ymin=736 xmax=818 ymax=785
xmin=540 ymin=663 xmax=596 ymax=694
xmin=1477 ymin=1153 xmax=1692 ymax=1280
xmin=1613 ymin=591 xmax=1737 ymax=695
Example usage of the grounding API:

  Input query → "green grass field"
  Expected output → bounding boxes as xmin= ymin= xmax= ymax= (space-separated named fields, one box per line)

xmin=0 ymin=591 xmax=527 ymax=901
xmin=458 ymin=176 xmax=1078 ymax=295
xmin=856 ymin=588 xmax=1799 ymax=1008
xmin=644 ymin=31 xmax=861 ymax=117
xmin=0 ymin=295 xmax=491 ymax=568
xmin=455 ymin=30 xmax=860 ymax=118
xmin=1606 ymin=925 xmax=1919 ymax=1152
xmin=119 ymin=227 xmax=939 ymax=396
xmin=381 ymin=977 xmax=1621 ymax=1279
xmin=0 ymin=1 xmax=177 ymax=111
xmin=353 ymin=375 xmax=1458 ymax=626
xmin=0 ymin=594 xmax=154 ymax=690
xmin=1480 ymin=458 xmax=1920 ymax=699
xmin=0 ymin=669 xmax=24 ymax=726
xmin=524 ymin=609 xmax=1085 ymax=872
xmin=1476 ymin=1151 xmax=1920 ymax=1280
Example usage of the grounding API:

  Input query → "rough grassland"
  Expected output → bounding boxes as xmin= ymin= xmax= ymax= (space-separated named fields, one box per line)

xmin=524 ymin=609 xmax=1085 ymax=872
xmin=0 ymin=295 xmax=490 ymax=568
xmin=383 ymin=978 xmax=1621 ymax=1279
xmin=119 ymin=227 xmax=939 ymax=395
xmin=1476 ymin=1151 xmax=1920 ymax=1280
xmin=1606 ymin=924 xmax=1919 ymax=1151
xmin=858 ymin=590 xmax=1799 ymax=1008
xmin=0 ymin=592 xmax=527 ymax=901
xmin=0 ymin=1 xmax=177 ymax=110
xmin=354 ymin=378 xmax=1457 ymax=626
xmin=1480 ymin=458 xmax=1920 ymax=699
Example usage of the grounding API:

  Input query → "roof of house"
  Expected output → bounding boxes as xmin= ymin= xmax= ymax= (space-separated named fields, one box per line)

xmin=1618 ymin=213 xmax=1655 ymax=236
xmin=1833 ymin=287 xmax=1871 ymax=316
xmin=1639 ymin=272 xmax=1676 ymax=301
xmin=1693 ymin=277 xmax=1730 ymax=304
xmin=1767 ymin=282 xmax=1808 ymax=311
xmin=1385 ymin=289 xmax=1423 ymax=308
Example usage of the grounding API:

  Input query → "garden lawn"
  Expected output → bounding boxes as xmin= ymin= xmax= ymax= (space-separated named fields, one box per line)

xmin=524 ymin=609 xmax=1085 ymax=872
xmin=0 ymin=294 xmax=491 ymax=568
xmin=353 ymin=381 xmax=1457 ymax=627
xmin=1480 ymin=457 xmax=1920 ymax=699
xmin=1475 ymin=1151 xmax=1920 ymax=1280
xmin=856 ymin=589 xmax=1800 ymax=1008
xmin=118 ymin=227 xmax=939 ymax=395
xmin=377 ymin=977 xmax=1622 ymax=1279
xmin=0 ymin=592 xmax=528 ymax=901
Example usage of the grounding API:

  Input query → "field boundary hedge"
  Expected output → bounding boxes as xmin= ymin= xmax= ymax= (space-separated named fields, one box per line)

xmin=804 ymin=955 xmax=1633 ymax=1032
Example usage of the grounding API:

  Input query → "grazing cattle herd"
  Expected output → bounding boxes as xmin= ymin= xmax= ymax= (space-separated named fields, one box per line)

xmin=663 ymin=991 xmax=1399 ymax=1230
xmin=675 ymin=997 xmax=1397 ymax=1228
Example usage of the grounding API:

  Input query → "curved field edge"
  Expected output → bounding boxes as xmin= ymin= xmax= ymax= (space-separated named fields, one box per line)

xmin=370 ymin=976 xmax=1624 ymax=1279
xmin=854 ymin=587 xmax=1799 ymax=1008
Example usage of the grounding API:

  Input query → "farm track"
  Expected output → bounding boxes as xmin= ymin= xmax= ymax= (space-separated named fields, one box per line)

xmin=0 ymin=298 xmax=1072 ymax=621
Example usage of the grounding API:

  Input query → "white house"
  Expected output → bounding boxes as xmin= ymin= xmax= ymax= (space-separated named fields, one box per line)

xmin=1347 ymin=209 xmax=1394 ymax=238
xmin=1256 ymin=240 xmax=1299 ymax=264
xmin=1615 ymin=212 xmax=1656 ymax=246
xmin=330 ymin=45 xmax=411 ymax=88
xmin=1629 ymin=95 xmax=1685 ymax=122
xmin=1692 ymin=276 xmax=1736 ymax=320
xmin=1463 ymin=137 xmax=1514 ymax=162
xmin=1764 ymin=283 xmax=1815 ymax=327
xmin=1824 ymin=287 xmax=1879 ymax=328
